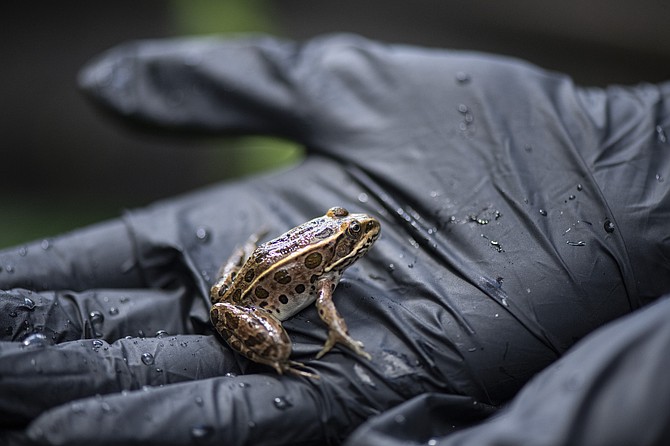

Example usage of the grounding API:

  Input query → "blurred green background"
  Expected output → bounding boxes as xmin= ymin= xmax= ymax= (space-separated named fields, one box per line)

xmin=1 ymin=0 xmax=669 ymax=248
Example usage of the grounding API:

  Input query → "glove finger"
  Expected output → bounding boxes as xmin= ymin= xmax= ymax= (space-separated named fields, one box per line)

xmin=0 ymin=218 xmax=143 ymax=292
xmin=78 ymin=35 xmax=304 ymax=139
xmin=1 ymin=285 xmax=209 ymax=344
xmin=347 ymin=295 xmax=670 ymax=446
xmin=0 ymin=334 xmax=238 ymax=428
xmin=434 ymin=295 xmax=670 ymax=446
xmin=77 ymin=34 xmax=387 ymax=145
xmin=22 ymin=369 xmax=382 ymax=446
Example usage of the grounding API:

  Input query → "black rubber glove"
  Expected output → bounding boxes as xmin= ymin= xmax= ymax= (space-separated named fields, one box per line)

xmin=1 ymin=34 xmax=669 ymax=445
xmin=346 ymin=294 xmax=670 ymax=446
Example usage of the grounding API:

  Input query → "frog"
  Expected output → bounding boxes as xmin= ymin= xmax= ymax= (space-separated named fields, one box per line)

xmin=209 ymin=207 xmax=381 ymax=378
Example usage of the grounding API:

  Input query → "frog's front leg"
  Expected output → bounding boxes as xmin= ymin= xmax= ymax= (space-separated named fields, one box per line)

xmin=210 ymin=302 xmax=317 ymax=379
xmin=314 ymin=277 xmax=372 ymax=360
xmin=210 ymin=231 xmax=265 ymax=305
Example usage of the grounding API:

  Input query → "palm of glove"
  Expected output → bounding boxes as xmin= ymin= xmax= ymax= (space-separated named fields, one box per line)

xmin=1 ymin=34 xmax=666 ymax=445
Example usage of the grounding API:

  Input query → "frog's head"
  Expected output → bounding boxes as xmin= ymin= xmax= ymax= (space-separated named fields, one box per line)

xmin=324 ymin=207 xmax=380 ymax=273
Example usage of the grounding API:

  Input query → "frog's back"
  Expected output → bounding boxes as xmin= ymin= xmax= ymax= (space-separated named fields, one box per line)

xmin=225 ymin=215 xmax=342 ymax=319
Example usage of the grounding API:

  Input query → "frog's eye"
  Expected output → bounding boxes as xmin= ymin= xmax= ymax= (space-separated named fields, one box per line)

xmin=348 ymin=220 xmax=361 ymax=236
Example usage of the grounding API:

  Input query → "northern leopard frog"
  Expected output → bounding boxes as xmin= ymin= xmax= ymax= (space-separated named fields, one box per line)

xmin=210 ymin=207 xmax=380 ymax=378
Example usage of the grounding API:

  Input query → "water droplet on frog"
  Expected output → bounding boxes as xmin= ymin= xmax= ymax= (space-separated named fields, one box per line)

xmin=100 ymin=401 xmax=112 ymax=413
xmin=656 ymin=173 xmax=664 ymax=183
xmin=18 ymin=247 xmax=27 ymax=256
xmin=108 ymin=307 xmax=119 ymax=316
xmin=5 ymin=264 xmax=14 ymax=273
xmin=224 ymin=372 xmax=237 ymax=377
xmin=155 ymin=330 xmax=169 ymax=338
xmin=467 ymin=347 xmax=477 ymax=352
xmin=40 ymin=239 xmax=51 ymax=250
xmin=137 ymin=329 xmax=146 ymax=338
xmin=190 ymin=425 xmax=214 ymax=440
xmin=539 ymin=209 xmax=547 ymax=216
xmin=357 ymin=192 xmax=369 ymax=203
xmin=457 ymin=103 xmax=469 ymax=114
xmin=604 ymin=219 xmax=615 ymax=233
xmin=89 ymin=311 xmax=104 ymax=324
xmin=273 ymin=396 xmax=292 ymax=410
xmin=657 ymin=125 xmax=668 ymax=143
xmin=568 ymin=194 xmax=576 ymax=200
xmin=500 ymin=297 xmax=509 ymax=307
xmin=455 ymin=71 xmax=471 ymax=83
xmin=195 ymin=227 xmax=210 ymax=242
xmin=20 ymin=297 xmax=36 ymax=311
xmin=238 ymin=382 xmax=250 ymax=388
xmin=566 ymin=240 xmax=586 ymax=247
xmin=388 ymin=263 xmax=395 ymax=272
xmin=494 ymin=313 xmax=499 ymax=318
xmin=92 ymin=339 xmax=104 ymax=349
xmin=141 ymin=353 xmax=155 ymax=365
xmin=195 ymin=396 xmax=204 ymax=406
xmin=428 ymin=439 xmax=438 ymax=446
xmin=576 ymin=183 xmax=583 ymax=191
xmin=22 ymin=333 xmax=50 ymax=348
xmin=9 ymin=311 xmax=18 ymax=318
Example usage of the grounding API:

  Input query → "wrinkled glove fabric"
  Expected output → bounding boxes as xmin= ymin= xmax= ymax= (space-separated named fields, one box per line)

xmin=1 ymin=34 xmax=669 ymax=445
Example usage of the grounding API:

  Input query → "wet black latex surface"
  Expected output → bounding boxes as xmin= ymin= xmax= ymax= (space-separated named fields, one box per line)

xmin=1 ymin=34 xmax=669 ymax=445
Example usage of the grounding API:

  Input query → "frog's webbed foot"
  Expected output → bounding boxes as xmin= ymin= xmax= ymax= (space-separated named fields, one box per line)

xmin=314 ymin=279 xmax=372 ymax=361
xmin=316 ymin=331 xmax=371 ymax=360
xmin=281 ymin=360 xmax=320 ymax=380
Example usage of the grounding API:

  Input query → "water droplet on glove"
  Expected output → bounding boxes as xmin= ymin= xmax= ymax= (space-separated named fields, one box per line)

xmin=141 ymin=353 xmax=155 ymax=365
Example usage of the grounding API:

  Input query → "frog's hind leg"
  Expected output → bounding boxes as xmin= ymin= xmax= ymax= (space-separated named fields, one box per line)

xmin=210 ymin=230 xmax=267 ymax=304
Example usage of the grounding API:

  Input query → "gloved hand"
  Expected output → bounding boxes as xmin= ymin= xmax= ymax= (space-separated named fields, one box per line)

xmin=1 ymin=34 xmax=669 ymax=446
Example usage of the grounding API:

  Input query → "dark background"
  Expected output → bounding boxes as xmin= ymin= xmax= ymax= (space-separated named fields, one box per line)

xmin=1 ymin=0 xmax=669 ymax=248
